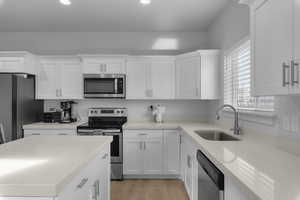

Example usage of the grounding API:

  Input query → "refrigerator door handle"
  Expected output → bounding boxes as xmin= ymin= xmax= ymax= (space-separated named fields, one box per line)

xmin=0 ymin=124 xmax=5 ymax=144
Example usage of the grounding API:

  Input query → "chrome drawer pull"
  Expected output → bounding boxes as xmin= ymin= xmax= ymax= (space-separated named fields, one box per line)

xmin=291 ymin=60 xmax=299 ymax=86
xmin=282 ymin=62 xmax=290 ymax=87
xmin=77 ymin=178 xmax=88 ymax=189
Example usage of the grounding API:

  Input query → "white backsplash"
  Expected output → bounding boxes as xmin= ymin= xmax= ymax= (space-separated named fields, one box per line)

xmin=44 ymin=99 xmax=216 ymax=123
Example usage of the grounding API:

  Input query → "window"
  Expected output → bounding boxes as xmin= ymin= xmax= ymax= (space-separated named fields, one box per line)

xmin=224 ymin=39 xmax=274 ymax=112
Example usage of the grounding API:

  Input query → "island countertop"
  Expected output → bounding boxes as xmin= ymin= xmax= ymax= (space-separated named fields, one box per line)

xmin=0 ymin=136 xmax=112 ymax=197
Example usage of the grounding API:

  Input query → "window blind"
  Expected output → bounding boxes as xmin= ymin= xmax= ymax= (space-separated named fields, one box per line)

xmin=224 ymin=40 xmax=274 ymax=111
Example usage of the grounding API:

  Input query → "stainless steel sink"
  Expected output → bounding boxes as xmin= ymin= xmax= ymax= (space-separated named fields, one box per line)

xmin=195 ymin=130 xmax=240 ymax=141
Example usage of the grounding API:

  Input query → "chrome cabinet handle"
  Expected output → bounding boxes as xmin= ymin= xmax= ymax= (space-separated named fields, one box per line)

xmin=187 ymin=155 xmax=191 ymax=168
xmin=32 ymin=133 xmax=41 ymax=135
xmin=77 ymin=178 xmax=88 ymax=189
xmin=291 ymin=60 xmax=299 ymax=86
xmin=144 ymin=141 xmax=146 ymax=150
xmin=102 ymin=153 xmax=108 ymax=159
xmin=282 ymin=62 xmax=290 ymax=87
xmin=138 ymin=133 xmax=147 ymax=136
xmin=58 ymin=133 xmax=68 ymax=135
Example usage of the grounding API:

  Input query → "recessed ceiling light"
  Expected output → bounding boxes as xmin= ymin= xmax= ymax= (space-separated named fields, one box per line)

xmin=60 ymin=0 xmax=72 ymax=6
xmin=140 ymin=0 xmax=151 ymax=5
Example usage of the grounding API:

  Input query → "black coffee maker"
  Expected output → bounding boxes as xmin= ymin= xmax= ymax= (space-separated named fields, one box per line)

xmin=60 ymin=101 xmax=77 ymax=123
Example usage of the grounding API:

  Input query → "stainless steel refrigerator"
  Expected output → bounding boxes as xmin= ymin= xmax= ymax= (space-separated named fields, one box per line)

xmin=0 ymin=74 xmax=43 ymax=142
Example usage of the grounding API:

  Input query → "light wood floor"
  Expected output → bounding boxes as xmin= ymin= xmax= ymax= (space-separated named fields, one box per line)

xmin=111 ymin=179 xmax=189 ymax=200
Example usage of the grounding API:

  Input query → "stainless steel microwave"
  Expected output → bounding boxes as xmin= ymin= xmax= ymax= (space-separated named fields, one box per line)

xmin=83 ymin=74 xmax=126 ymax=98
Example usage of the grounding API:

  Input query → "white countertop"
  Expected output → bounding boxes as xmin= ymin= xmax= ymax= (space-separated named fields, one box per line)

xmin=23 ymin=122 xmax=85 ymax=130
xmin=0 ymin=136 xmax=112 ymax=197
xmin=124 ymin=122 xmax=300 ymax=200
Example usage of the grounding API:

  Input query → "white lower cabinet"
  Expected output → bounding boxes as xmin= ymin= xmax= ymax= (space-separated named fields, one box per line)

xmin=225 ymin=176 xmax=259 ymax=200
xmin=123 ymin=137 xmax=144 ymax=174
xmin=57 ymin=145 xmax=110 ymax=200
xmin=143 ymin=135 xmax=163 ymax=174
xmin=163 ymin=130 xmax=180 ymax=175
xmin=123 ymin=129 xmax=180 ymax=176
xmin=2 ymin=145 xmax=111 ymax=200
xmin=180 ymin=133 xmax=198 ymax=200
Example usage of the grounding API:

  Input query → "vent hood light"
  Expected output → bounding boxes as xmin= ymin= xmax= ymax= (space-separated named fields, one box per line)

xmin=60 ymin=0 xmax=72 ymax=6
xmin=140 ymin=0 xmax=151 ymax=5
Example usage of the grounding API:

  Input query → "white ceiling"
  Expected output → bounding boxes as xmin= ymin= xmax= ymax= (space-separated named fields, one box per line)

xmin=0 ymin=0 xmax=229 ymax=32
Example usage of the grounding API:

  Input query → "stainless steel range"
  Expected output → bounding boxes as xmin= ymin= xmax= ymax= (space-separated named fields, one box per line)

xmin=77 ymin=108 xmax=127 ymax=180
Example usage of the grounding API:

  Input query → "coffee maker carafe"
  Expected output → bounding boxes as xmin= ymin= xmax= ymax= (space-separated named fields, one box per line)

xmin=60 ymin=101 xmax=77 ymax=123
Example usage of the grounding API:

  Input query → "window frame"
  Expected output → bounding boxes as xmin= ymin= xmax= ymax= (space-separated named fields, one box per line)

xmin=223 ymin=37 xmax=275 ymax=113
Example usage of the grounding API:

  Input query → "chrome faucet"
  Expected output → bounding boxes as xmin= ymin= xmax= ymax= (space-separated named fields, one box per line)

xmin=216 ymin=104 xmax=241 ymax=135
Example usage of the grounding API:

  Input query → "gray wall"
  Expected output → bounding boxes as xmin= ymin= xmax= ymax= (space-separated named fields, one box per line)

xmin=207 ymin=1 xmax=300 ymax=142
xmin=0 ymin=31 xmax=209 ymax=55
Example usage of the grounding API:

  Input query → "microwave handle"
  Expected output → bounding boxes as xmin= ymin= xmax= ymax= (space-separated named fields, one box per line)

xmin=115 ymin=79 xmax=118 ymax=94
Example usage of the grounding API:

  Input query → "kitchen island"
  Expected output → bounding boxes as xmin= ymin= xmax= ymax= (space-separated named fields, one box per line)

xmin=0 ymin=135 xmax=112 ymax=200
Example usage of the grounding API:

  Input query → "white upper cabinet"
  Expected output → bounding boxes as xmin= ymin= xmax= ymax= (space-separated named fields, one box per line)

xmin=246 ymin=0 xmax=300 ymax=96
xmin=175 ymin=50 xmax=220 ymax=100
xmin=0 ymin=52 xmax=38 ymax=75
xmin=290 ymin=0 xmax=300 ymax=94
xmin=36 ymin=57 xmax=83 ymax=100
xmin=81 ymin=55 xmax=126 ymax=74
xmin=126 ymin=56 xmax=175 ymax=100
xmin=126 ymin=59 xmax=148 ymax=99
xmin=249 ymin=0 xmax=293 ymax=96
xmin=150 ymin=60 xmax=175 ymax=99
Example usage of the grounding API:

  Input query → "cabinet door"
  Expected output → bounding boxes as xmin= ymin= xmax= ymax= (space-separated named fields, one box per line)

xmin=123 ymin=138 xmax=143 ymax=174
xmin=83 ymin=60 xmax=125 ymax=74
xmin=143 ymin=137 xmax=163 ymax=175
xmin=126 ymin=61 xmax=148 ymax=99
xmin=180 ymin=135 xmax=186 ymax=181
xmin=200 ymin=53 xmax=219 ymax=99
xmin=61 ymin=62 xmax=83 ymax=99
xmin=82 ymin=62 xmax=101 ymax=74
xmin=149 ymin=61 xmax=175 ymax=99
xmin=104 ymin=62 xmax=125 ymax=74
xmin=252 ymin=0 xmax=293 ymax=95
xmin=163 ymin=130 xmax=180 ymax=175
xmin=184 ymin=153 xmax=194 ymax=200
xmin=290 ymin=0 xmax=300 ymax=93
xmin=175 ymin=57 xmax=200 ymax=99
xmin=36 ymin=63 xmax=61 ymax=99
xmin=0 ymin=57 xmax=24 ymax=73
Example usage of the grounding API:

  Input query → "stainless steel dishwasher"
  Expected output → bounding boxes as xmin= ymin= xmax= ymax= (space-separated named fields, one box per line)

xmin=197 ymin=150 xmax=224 ymax=200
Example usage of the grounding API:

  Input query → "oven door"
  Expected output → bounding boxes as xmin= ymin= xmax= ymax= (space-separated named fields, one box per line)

xmin=84 ymin=74 xmax=125 ymax=98
xmin=101 ymin=131 xmax=123 ymax=163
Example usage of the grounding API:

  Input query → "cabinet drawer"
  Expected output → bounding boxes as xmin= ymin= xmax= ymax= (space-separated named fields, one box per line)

xmin=24 ymin=129 xmax=76 ymax=136
xmin=124 ymin=130 xmax=163 ymax=139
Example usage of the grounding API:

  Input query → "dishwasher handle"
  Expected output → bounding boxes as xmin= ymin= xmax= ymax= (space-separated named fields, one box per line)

xmin=197 ymin=150 xmax=224 ymax=190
